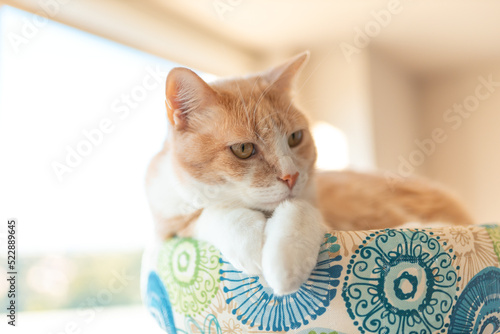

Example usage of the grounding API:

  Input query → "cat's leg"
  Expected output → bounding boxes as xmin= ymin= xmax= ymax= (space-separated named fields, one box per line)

xmin=262 ymin=199 xmax=326 ymax=295
xmin=193 ymin=206 xmax=266 ymax=275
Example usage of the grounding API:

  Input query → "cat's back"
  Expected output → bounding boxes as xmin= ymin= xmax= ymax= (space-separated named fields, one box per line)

xmin=315 ymin=170 xmax=474 ymax=230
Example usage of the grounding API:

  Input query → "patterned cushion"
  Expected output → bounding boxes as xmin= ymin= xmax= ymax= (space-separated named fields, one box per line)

xmin=142 ymin=225 xmax=500 ymax=334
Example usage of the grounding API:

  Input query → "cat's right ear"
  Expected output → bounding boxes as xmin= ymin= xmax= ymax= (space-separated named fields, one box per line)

xmin=165 ymin=67 xmax=216 ymax=130
xmin=262 ymin=51 xmax=310 ymax=93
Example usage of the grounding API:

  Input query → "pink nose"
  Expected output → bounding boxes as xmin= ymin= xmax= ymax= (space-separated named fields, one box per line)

xmin=279 ymin=172 xmax=299 ymax=190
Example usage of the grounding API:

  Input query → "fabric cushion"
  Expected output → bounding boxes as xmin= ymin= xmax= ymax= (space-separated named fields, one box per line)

xmin=142 ymin=224 xmax=500 ymax=334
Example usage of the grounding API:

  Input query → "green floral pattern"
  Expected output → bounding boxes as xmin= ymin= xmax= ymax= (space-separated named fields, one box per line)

xmin=145 ymin=225 xmax=500 ymax=334
xmin=157 ymin=238 xmax=221 ymax=316
xmin=485 ymin=224 xmax=500 ymax=262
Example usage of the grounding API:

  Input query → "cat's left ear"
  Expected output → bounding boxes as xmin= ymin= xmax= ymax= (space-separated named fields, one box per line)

xmin=165 ymin=67 xmax=217 ymax=130
xmin=262 ymin=51 xmax=310 ymax=92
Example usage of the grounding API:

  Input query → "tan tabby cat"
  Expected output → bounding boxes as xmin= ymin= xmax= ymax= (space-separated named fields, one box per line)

xmin=146 ymin=52 xmax=473 ymax=295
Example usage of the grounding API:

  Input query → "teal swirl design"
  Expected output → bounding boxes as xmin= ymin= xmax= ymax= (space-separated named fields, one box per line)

xmin=220 ymin=234 xmax=343 ymax=331
xmin=157 ymin=238 xmax=221 ymax=316
xmin=448 ymin=267 xmax=500 ymax=334
xmin=342 ymin=229 xmax=459 ymax=334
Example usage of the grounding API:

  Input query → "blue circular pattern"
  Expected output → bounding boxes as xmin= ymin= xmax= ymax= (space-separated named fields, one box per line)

xmin=220 ymin=234 xmax=343 ymax=331
xmin=342 ymin=229 xmax=459 ymax=334
xmin=146 ymin=271 xmax=177 ymax=334
xmin=176 ymin=314 xmax=222 ymax=334
xmin=448 ymin=266 xmax=500 ymax=334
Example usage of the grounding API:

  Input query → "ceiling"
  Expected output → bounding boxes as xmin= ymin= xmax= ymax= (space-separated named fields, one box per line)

xmin=6 ymin=0 xmax=500 ymax=74
xmin=154 ymin=0 xmax=500 ymax=73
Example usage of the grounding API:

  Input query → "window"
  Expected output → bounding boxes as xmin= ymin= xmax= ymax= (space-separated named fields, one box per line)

xmin=0 ymin=6 xmax=213 ymax=331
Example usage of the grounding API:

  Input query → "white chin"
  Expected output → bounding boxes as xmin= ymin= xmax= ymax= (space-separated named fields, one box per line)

xmin=255 ymin=202 xmax=281 ymax=212
xmin=251 ymin=197 xmax=291 ymax=212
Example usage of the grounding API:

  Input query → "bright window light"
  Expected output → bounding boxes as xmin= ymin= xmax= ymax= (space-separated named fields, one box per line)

xmin=0 ymin=6 xmax=214 ymax=255
xmin=312 ymin=121 xmax=349 ymax=170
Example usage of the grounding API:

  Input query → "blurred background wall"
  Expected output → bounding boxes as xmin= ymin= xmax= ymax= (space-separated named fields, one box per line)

xmin=8 ymin=0 xmax=497 ymax=221
xmin=1 ymin=0 xmax=500 ymax=331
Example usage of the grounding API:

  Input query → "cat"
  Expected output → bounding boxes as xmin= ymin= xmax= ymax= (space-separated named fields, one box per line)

xmin=145 ymin=51 xmax=473 ymax=295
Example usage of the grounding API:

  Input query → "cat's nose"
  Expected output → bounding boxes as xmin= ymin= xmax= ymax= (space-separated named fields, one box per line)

xmin=279 ymin=172 xmax=299 ymax=190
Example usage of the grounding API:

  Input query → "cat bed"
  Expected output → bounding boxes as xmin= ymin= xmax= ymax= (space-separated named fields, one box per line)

xmin=142 ymin=224 xmax=500 ymax=334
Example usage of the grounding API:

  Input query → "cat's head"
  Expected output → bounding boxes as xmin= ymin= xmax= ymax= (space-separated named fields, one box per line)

xmin=165 ymin=52 xmax=317 ymax=212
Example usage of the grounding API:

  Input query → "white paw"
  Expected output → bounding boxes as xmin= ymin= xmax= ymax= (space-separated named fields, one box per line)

xmin=197 ymin=207 xmax=266 ymax=275
xmin=262 ymin=199 xmax=325 ymax=295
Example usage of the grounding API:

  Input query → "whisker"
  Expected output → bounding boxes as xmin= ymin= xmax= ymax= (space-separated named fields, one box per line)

xmin=250 ymin=75 xmax=262 ymax=121
xmin=255 ymin=132 xmax=265 ymax=145
xmin=251 ymin=73 xmax=282 ymax=120
xmin=236 ymin=83 xmax=251 ymax=125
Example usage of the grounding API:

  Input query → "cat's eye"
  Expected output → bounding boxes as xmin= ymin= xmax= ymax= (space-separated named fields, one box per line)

xmin=288 ymin=130 xmax=303 ymax=148
xmin=230 ymin=143 xmax=255 ymax=159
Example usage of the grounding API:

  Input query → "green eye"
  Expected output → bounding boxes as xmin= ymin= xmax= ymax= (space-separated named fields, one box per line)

xmin=230 ymin=143 xmax=255 ymax=159
xmin=288 ymin=130 xmax=303 ymax=147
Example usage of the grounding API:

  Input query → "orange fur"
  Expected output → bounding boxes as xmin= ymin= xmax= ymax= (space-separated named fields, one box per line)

xmin=316 ymin=171 xmax=474 ymax=230
xmin=168 ymin=74 xmax=315 ymax=187
xmin=146 ymin=52 xmax=473 ymax=240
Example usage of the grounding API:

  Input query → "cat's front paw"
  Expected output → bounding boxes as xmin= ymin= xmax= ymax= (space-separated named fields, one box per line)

xmin=216 ymin=208 xmax=266 ymax=276
xmin=261 ymin=199 xmax=325 ymax=295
